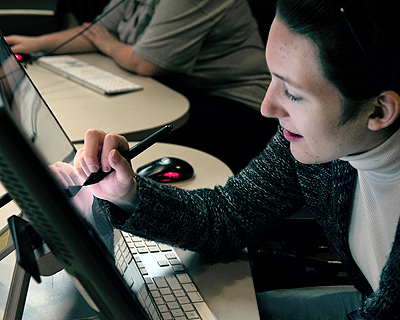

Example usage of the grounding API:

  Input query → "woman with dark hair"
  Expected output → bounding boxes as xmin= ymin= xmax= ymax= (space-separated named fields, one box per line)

xmin=52 ymin=0 xmax=400 ymax=318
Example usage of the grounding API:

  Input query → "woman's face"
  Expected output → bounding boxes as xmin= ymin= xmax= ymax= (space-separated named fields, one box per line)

xmin=261 ymin=17 xmax=377 ymax=164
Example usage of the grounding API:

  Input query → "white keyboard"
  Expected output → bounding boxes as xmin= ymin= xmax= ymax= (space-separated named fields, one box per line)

xmin=37 ymin=55 xmax=143 ymax=95
xmin=115 ymin=231 xmax=218 ymax=320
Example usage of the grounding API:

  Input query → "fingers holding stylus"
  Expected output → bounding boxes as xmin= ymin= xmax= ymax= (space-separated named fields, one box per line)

xmin=101 ymin=132 xmax=130 ymax=172
xmin=75 ymin=129 xmax=131 ymax=180
xmin=83 ymin=130 xmax=126 ymax=169
xmin=73 ymin=130 xmax=136 ymax=204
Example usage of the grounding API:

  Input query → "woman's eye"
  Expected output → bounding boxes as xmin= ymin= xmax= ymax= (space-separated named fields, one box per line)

xmin=284 ymin=90 xmax=302 ymax=102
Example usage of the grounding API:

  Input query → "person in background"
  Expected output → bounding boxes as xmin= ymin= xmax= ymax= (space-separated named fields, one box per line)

xmin=6 ymin=0 xmax=278 ymax=173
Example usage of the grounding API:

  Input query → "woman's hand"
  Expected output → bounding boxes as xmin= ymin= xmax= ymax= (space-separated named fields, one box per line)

xmin=75 ymin=129 xmax=137 ymax=206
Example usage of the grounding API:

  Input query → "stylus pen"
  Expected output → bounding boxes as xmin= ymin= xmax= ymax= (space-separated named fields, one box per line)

xmin=82 ymin=124 xmax=173 ymax=186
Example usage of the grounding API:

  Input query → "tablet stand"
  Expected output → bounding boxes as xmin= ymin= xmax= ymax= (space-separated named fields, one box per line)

xmin=1 ymin=215 xmax=62 ymax=320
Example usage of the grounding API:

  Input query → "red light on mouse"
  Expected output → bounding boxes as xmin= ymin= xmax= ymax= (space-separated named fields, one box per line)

xmin=15 ymin=54 xmax=23 ymax=61
xmin=158 ymin=172 xmax=181 ymax=182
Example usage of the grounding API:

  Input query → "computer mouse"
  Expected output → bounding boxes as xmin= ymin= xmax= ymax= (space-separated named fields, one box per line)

xmin=136 ymin=157 xmax=194 ymax=183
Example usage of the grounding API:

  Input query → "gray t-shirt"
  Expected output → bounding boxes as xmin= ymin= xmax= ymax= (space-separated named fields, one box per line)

xmin=96 ymin=0 xmax=269 ymax=109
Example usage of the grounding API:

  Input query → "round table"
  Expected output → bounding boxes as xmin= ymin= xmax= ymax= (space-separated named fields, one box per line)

xmin=25 ymin=53 xmax=190 ymax=142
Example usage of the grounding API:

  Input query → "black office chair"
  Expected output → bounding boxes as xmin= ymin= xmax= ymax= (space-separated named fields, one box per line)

xmin=248 ymin=208 xmax=349 ymax=293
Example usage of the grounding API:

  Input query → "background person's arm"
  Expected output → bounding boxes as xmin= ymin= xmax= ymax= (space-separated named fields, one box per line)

xmin=5 ymin=26 xmax=97 ymax=55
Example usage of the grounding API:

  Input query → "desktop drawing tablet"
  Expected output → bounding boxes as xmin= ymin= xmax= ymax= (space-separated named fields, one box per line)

xmin=0 ymin=34 xmax=149 ymax=320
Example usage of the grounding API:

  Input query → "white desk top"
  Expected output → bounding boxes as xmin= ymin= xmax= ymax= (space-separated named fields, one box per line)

xmin=128 ymin=141 xmax=232 ymax=190
xmin=24 ymin=53 xmax=190 ymax=142
xmin=0 ymin=143 xmax=260 ymax=320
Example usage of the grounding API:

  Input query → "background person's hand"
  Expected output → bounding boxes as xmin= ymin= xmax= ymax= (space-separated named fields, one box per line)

xmin=4 ymin=35 xmax=42 ymax=54
xmin=82 ymin=23 xmax=121 ymax=56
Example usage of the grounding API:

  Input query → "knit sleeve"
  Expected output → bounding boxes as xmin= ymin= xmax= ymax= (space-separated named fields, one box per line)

xmin=357 ymin=221 xmax=400 ymax=319
xmin=96 ymin=129 xmax=307 ymax=257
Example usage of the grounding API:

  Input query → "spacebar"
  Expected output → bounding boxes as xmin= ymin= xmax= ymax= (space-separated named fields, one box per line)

xmin=194 ymin=302 xmax=217 ymax=320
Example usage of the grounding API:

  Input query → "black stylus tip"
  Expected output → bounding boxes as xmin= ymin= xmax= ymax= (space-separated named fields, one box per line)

xmin=82 ymin=168 xmax=115 ymax=186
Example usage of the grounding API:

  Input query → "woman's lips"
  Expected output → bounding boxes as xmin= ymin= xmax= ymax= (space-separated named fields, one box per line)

xmin=283 ymin=128 xmax=303 ymax=142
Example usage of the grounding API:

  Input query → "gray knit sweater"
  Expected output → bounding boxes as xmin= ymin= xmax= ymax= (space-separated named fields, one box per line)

xmin=96 ymin=127 xmax=400 ymax=319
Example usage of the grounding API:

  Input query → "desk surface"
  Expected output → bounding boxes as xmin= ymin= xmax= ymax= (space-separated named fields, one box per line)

xmin=24 ymin=53 xmax=190 ymax=142
xmin=0 ymin=143 xmax=260 ymax=320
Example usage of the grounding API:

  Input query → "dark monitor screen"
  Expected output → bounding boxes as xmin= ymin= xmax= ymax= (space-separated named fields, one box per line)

xmin=0 ymin=35 xmax=148 ymax=320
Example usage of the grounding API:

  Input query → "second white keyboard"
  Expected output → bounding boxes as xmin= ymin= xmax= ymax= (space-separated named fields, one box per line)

xmin=37 ymin=55 xmax=143 ymax=95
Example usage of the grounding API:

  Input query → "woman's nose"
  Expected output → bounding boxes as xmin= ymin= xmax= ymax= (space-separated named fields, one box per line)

xmin=260 ymin=85 xmax=287 ymax=119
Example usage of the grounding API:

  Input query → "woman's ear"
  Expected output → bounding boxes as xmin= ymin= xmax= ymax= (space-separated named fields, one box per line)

xmin=367 ymin=91 xmax=400 ymax=131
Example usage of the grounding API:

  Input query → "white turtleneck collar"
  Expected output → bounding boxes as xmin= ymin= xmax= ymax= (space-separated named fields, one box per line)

xmin=341 ymin=127 xmax=400 ymax=179
xmin=341 ymin=128 xmax=400 ymax=292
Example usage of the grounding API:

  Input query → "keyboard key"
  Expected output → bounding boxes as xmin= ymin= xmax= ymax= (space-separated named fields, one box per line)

xmin=140 ymin=268 xmax=148 ymax=275
xmin=154 ymin=277 xmax=168 ymax=288
xmin=154 ymin=297 xmax=164 ymax=305
xmin=173 ymin=265 xmax=185 ymax=272
xmin=137 ymin=247 xmax=148 ymax=254
xmin=158 ymin=243 xmax=172 ymax=251
xmin=148 ymin=246 xmax=160 ymax=253
xmin=134 ymin=242 xmax=146 ymax=248
xmin=165 ymin=253 xmax=176 ymax=259
xmin=159 ymin=288 xmax=172 ymax=295
xmin=173 ymin=289 xmax=186 ymax=297
xmin=181 ymin=304 xmax=195 ymax=312
xmin=182 ymin=283 xmax=197 ymax=292
xmin=177 ymin=297 xmax=191 ymax=305
xmin=158 ymin=305 xmax=169 ymax=313
xmin=163 ymin=294 xmax=176 ymax=303
xmin=127 ymin=277 xmax=134 ymax=287
xmin=157 ymin=260 xmax=170 ymax=267
xmin=166 ymin=301 xmax=180 ymax=310
xmin=161 ymin=311 xmax=173 ymax=320
xmin=187 ymin=292 xmax=203 ymax=303
xmin=176 ymin=274 xmax=192 ymax=284
xmin=169 ymin=258 xmax=181 ymax=265
xmin=165 ymin=275 xmax=181 ymax=290
xmin=151 ymin=290 xmax=161 ymax=298
xmin=185 ymin=310 xmax=200 ymax=319
xmin=171 ymin=309 xmax=185 ymax=317
xmin=148 ymin=283 xmax=157 ymax=291
xmin=144 ymin=277 xmax=153 ymax=283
